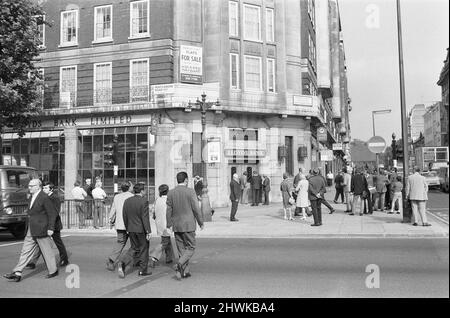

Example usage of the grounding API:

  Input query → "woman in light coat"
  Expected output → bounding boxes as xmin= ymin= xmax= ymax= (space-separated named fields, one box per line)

xmin=295 ymin=174 xmax=310 ymax=220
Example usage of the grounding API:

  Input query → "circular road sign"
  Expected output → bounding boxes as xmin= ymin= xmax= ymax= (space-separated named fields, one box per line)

xmin=367 ymin=136 xmax=386 ymax=154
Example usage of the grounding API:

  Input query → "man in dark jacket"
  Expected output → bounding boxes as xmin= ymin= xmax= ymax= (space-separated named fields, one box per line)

xmin=262 ymin=175 xmax=271 ymax=205
xmin=27 ymin=182 xmax=69 ymax=269
xmin=3 ymin=179 xmax=58 ymax=282
xmin=350 ymin=167 xmax=369 ymax=216
xmin=117 ymin=183 xmax=152 ymax=278
xmin=308 ymin=169 xmax=327 ymax=226
xmin=250 ymin=171 xmax=262 ymax=206
xmin=229 ymin=173 xmax=241 ymax=221
xmin=166 ymin=172 xmax=204 ymax=280
xmin=334 ymin=171 xmax=345 ymax=203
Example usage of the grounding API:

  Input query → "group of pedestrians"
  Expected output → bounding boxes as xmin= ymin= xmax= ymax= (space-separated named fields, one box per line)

xmin=106 ymin=171 xmax=203 ymax=280
xmin=71 ymin=178 xmax=107 ymax=229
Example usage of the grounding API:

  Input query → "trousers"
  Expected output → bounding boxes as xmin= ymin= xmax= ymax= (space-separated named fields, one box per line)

xmin=174 ymin=231 xmax=196 ymax=275
xmin=29 ymin=230 xmax=68 ymax=265
xmin=310 ymin=199 xmax=323 ymax=225
xmin=108 ymin=230 xmax=129 ymax=265
xmin=119 ymin=232 xmax=149 ymax=272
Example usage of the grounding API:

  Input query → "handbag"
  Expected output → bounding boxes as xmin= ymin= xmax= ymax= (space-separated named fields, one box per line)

xmin=306 ymin=206 xmax=313 ymax=217
xmin=288 ymin=196 xmax=296 ymax=205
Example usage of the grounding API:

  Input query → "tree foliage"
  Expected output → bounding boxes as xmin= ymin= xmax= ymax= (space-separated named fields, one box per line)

xmin=0 ymin=0 xmax=46 ymax=136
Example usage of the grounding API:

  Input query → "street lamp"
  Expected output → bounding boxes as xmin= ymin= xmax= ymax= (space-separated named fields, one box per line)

xmin=190 ymin=93 xmax=220 ymax=221
xmin=372 ymin=109 xmax=392 ymax=173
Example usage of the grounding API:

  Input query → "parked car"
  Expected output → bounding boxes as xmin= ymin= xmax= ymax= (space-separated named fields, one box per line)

xmin=0 ymin=166 xmax=38 ymax=238
xmin=438 ymin=166 xmax=449 ymax=192
xmin=421 ymin=171 xmax=441 ymax=189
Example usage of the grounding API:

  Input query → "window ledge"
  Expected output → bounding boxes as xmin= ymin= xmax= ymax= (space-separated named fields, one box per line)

xmin=58 ymin=43 xmax=79 ymax=48
xmin=92 ymin=39 xmax=113 ymax=45
xmin=128 ymin=34 xmax=151 ymax=40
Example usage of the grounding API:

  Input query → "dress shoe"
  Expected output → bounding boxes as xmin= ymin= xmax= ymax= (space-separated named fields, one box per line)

xmin=106 ymin=260 xmax=115 ymax=271
xmin=149 ymin=258 xmax=157 ymax=268
xmin=329 ymin=209 xmax=335 ymax=214
xmin=45 ymin=270 xmax=59 ymax=279
xmin=174 ymin=263 xmax=183 ymax=280
xmin=349 ymin=213 xmax=355 ymax=215
xmin=138 ymin=271 xmax=152 ymax=276
xmin=359 ymin=213 xmax=363 ymax=216
xmin=4 ymin=272 xmax=22 ymax=282
xmin=26 ymin=263 xmax=36 ymax=270
xmin=118 ymin=262 xmax=125 ymax=279
xmin=311 ymin=223 xmax=321 ymax=227
xmin=165 ymin=260 xmax=173 ymax=265
xmin=59 ymin=259 xmax=69 ymax=267
xmin=230 ymin=218 xmax=239 ymax=222
xmin=182 ymin=272 xmax=192 ymax=279
xmin=333 ymin=200 xmax=338 ymax=204
xmin=423 ymin=223 xmax=432 ymax=227
xmin=412 ymin=223 xmax=418 ymax=226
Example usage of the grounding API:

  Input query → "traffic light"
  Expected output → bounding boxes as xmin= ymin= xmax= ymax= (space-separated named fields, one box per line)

xmin=103 ymin=138 xmax=118 ymax=168
xmin=391 ymin=140 xmax=397 ymax=160
xmin=396 ymin=142 xmax=403 ymax=160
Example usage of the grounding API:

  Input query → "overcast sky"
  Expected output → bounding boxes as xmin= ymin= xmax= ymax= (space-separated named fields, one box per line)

xmin=339 ymin=0 xmax=449 ymax=145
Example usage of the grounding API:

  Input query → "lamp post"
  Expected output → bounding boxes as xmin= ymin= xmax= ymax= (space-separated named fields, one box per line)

xmin=372 ymin=109 xmax=392 ymax=173
xmin=396 ymin=0 xmax=411 ymax=223
xmin=192 ymin=93 xmax=220 ymax=221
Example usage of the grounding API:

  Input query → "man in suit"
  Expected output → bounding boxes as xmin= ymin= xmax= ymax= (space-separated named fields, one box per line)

xmin=106 ymin=182 xmax=134 ymax=271
xmin=117 ymin=183 xmax=152 ymax=278
xmin=83 ymin=178 xmax=94 ymax=219
xmin=3 ymin=179 xmax=58 ymax=282
xmin=262 ymin=175 xmax=271 ymax=205
xmin=374 ymin=169 xmax=389 ymax=212
xmin=27 ymin=182 xmax=69 ymax=269
xmin=308 ymin=168 xmax=327 ymax=226
xmin=239 ymin=172 xmax=248 ymax=204
xmin=229 ymin=173 xmax=241 ymax=221
xmin=250 ymin=171 xmax=262 ymax=206
xmin=406 ymin=166 xmax=431 ymax=226
xmin=343 ymin=167 xmax=353 ymax=213
xmin=166 ymin=172 xmax=204 ymax=280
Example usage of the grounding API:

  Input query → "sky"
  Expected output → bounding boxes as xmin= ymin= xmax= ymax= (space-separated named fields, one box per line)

xmin=339 ymin=0 xmax=449 ymax=145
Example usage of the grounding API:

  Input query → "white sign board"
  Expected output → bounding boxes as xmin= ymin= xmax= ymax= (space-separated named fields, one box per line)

xmin=332 ymin=143 xmax=343 ymax=151
xmin=180 ymin=45 xmax=203 ymax=84
xmin=207 ymin=140 xmax=221 ymax=163
xmin=320 ymin=150 xmax=334 ymax=161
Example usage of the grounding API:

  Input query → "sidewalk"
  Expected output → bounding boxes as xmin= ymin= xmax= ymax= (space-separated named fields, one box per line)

xmin=62 ymin=187 xmax=449 ymax=238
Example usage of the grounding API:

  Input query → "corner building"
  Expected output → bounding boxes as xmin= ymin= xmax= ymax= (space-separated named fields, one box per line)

xmin=1 ymin=0 xmax=351 ymax=207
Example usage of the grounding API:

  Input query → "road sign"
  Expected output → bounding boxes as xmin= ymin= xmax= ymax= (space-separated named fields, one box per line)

xmin=367 ymin=136 xmax=386 ymax=154
xmin=332 ymin=143 xmax=343 ymax=151
xmin=317 ymin=126 xmax=327 ymax=142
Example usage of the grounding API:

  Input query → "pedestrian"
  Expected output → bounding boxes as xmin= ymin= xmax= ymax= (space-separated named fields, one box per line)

xmin=250 ymin=171 xmax=262 ymax=206
xmin=295 ymin=174 xmax=310 ymax=220
xmin=3 ymin=179 xmax=58 ymax=282
xmin=149 ymin=184 xmax=174 ymax=268
xmin=106 ymin=182 xmax=134 ymax=271
xmin=333 ymin=170 xmax=345 ymax=204
xmin=280 ymin=173 xmax=294 ymax=220
xmin=27 ymin=182 xmax=69 ymax=269
xmin=405 ymin=167 xmax=431 ymax=226
xmin=71 ymin=180 xmax=87 ymax=228
xmin=239 ymin=171 xmax=249 ymax=204
xmin=92 ymin=180 xmax=107 ymax=228
xmin=83 ymin=178 xmax=94 ymax=219
xmin=117 ymin=183 xmax=152 ymax=278
xmin=229 ymin=173 xmax=241 ymax=221
xmin=317 ymin=168 xmax=335 ymax=214
xmin=388 ymin=168 xmax=399 ymax=211
xmin=343 ymin=167 xmax=353 ymax=213
xmin=293 ymin=168 xmax=304 ymax=189
xmin=166 ymin=171 xmax=204 ymax=280
xmin=363 ymin=169 xmax=375 ymax=214
xmin=308 ymin=168 xmax=327 ymax=226
xmin=350 ymin=167 xmax=368 ymax=216
xmin=326 ymin=170 xmax=334 ymax=187
xmin=389 ymin=176 xmax=403 ymax=215
xmin=193 ymin=176 xmax=203 ymax=200
xmin=374 ymin=169 xmax=389 ymax=212
xmin=262 ymin=174 xmax=271 ymax=205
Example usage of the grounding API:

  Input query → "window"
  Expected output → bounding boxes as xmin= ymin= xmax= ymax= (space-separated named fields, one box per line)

xmin=94 ymin=63 xmax=112 ymax=105
xmin=37 ymin=69 xmax=44 ymax=107
xmin=60 ymin=10 xmax=78 ymax=46
xmin=230 ymin=53 xmax=240 ymax=89
xmin=130 ymin=0 xmax=149 ymax=38
xmin=307 ymin=0 xmax=315 ymax=27
xmin=243 ymin=4 xmax=261 ymax=41
xmin=229 ymin=1 xmax=239 ymax=37
xmin=94 ymin=5 xmax=113 ymax=42
xmin=244 ymin=55 xmax=262 ymax=91
xmin=267 ymin=58 xmax=276 ymax=92
xmin=308 ymin=33 xmax=316 ymax=70
xmin=130 ymin=59 xmax=149 ymax=102
xmin=35 ymin=15 xmax=45 ymax=48
xmin=60 ymin=66 xmax=77 ymax=108
xmin=266 ymin=8 xmax=274 ymax=42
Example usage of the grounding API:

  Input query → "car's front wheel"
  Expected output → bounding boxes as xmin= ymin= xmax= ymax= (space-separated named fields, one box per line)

xmin=9 ymin=223 xmax=26 ymax=239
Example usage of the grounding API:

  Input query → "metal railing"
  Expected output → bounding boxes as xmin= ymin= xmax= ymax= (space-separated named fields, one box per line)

xmin=60 ymin=198 xmax=112 ymax=229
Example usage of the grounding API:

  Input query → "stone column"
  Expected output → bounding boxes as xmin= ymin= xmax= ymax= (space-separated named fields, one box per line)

xmin=64 ymin=127 xmax=79 ymax=200
xmin=155 ymin=119 xmax=176 ymax=190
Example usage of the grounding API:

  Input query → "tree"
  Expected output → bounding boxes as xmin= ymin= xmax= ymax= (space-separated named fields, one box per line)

xmin=0 ymin=0 xmax=46 ymax=164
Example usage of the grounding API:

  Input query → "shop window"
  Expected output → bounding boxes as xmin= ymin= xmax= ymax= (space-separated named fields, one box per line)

xmin=93 ymin=135 xmax=103 ymax=152
xmin=21 ymin=139 xmax=29 ymax=154
xmin=126 ymin=169 xmax=136 ymax=179
xmin=83 ymin=153 xmax=92 ymax=170
xmin=83 ymin=136 xmax=92 ymax=153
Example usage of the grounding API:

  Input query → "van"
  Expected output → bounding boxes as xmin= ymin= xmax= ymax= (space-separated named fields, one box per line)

xmin=0 ymin=166 xmax=38 ymax=238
